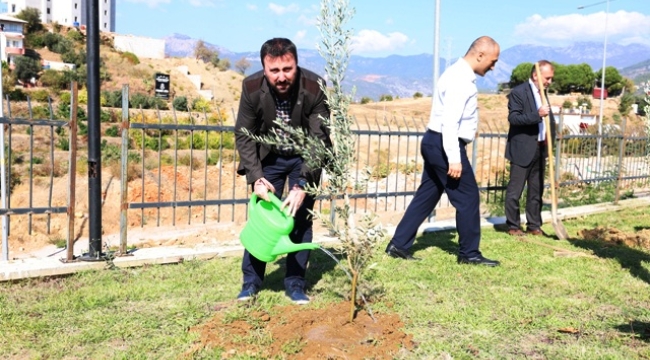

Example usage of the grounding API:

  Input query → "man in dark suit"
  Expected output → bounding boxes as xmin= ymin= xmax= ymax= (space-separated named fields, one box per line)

xmin=235 ymin=38 xmax=332 ymax=304
xmin=504 ymin=60 xmax=556 ymax=236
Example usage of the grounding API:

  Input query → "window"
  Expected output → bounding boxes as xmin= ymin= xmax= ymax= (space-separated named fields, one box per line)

xmin=11 ymin=4 xmax=15 ymax=12
xmin=74 ymin=17 xmax=77 ymax=22
xmin=74 ymin=3 xmax=77 ymax=9
xmin=104 ymin=22 xmax=107 ymax=28
xmin=104 ymin=10 xmax=107 ymax=15
xmin=47 ymin=8 xmax=50 ymax=14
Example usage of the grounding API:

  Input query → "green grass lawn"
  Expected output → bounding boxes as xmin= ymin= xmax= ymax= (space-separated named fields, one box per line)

xmin=1 ymin=206 xmax=650 ymax=359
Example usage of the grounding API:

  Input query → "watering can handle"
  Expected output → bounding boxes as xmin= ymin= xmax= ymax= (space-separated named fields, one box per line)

xmin=249 ymin=192 xmax=290 ymax=215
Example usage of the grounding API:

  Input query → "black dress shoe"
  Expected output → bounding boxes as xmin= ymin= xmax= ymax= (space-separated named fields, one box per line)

xmin=386 ymin=244 xmax=421 ymax=261
xmin=457 ymin=255 xmax=500 ymax=267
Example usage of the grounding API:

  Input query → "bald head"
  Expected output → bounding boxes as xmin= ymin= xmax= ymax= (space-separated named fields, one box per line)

xmin=463 ymin=36 xmax=500 ymax=77
xmin=465 ymin=36 xmax=499 ymax=56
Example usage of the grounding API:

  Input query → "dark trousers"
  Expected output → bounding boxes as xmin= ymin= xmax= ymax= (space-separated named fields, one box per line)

xmin=388 ymin=130 xmax=482 ymax=258
xmin=505 ymin=145 xmax=545 ymax=231
xmin=241 ymin=154 xmax=316 ymax=291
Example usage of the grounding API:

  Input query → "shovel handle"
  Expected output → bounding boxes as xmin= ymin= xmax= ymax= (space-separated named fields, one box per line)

xmin=249 ymin=192 xmax=290 ymax=216
xmin=534 ymin=63 xmax=559 ymax=209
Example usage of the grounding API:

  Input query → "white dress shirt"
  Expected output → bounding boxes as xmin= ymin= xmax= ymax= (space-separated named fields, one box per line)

xmin=427 ymin=58 xmax=478 ymax=164
xmin=528 ymin=79 xmax=546 ymax=142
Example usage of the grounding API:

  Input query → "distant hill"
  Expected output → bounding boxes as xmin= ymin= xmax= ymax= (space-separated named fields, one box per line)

xmin=620 ymin=59 xmax=650 ymax=86
xmin=164 ymin=34 xmax=650 ymax=100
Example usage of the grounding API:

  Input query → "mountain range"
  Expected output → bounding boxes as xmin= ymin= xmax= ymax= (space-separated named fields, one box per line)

xmin=165 ymin=33 xmax=650 ymax=100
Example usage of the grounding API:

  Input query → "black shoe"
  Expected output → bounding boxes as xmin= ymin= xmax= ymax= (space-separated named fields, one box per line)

xmin=457 ymin=255 xmax=500 ymax=267
xmin=386 ymin=244 xmax=421 ymax=261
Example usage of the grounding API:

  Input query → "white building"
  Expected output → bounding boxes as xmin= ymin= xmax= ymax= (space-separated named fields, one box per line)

xmin=0 ymin=0 xmax=115 ymax=32
xmin=0 ymin=14 xmax=27 ymax=67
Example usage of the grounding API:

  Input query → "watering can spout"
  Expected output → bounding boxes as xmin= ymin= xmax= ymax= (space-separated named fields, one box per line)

xmin=240 ymin=192 xmax=320 ymax=262
xmin=271 ymin=236 xmax=320 ymax=257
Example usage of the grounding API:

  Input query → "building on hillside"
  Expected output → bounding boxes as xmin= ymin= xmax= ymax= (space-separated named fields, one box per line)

xmin=0 ymin=14 xmax=27 ymax=68
xmin=0 ymin=0 xmax=115 ymax=32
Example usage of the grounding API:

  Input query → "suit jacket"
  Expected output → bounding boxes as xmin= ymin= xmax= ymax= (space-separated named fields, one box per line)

xmin=505 ymin=81 xmax=557 ymax=167
xmin=235 ymin=67 xmax=332 ymax=184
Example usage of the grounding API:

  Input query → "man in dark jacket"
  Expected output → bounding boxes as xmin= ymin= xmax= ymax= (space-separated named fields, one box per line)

xmin=504 ymin=60 xmax=556 ymax=237
xmin=234 ymin=38 xmax=331 ymax=304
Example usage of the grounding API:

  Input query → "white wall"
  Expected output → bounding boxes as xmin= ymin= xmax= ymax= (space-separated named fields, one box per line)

xmin=114 ymin=35 xmax=165 ymax=59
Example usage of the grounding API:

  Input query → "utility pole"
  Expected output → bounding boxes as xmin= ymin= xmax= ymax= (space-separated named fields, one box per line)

xmin=79 ymin=0 xmax=104 ymax=261
xmin=444 ymin=37 xmax=452 ymax=71
xmin=432 ymin=0 xmax=441 ymax=95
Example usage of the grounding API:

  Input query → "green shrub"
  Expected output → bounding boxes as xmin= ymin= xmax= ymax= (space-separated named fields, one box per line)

xmin=192 ymin=98 xmax=211 ymax=112
xmin=220 ymin=132 xmax=236 ymax=150
xmin=65 ymin=30 xmax=84 ymax=43
xmin=77 ymin=119 xmax=88 ymax=135
xmin=8 ymin=88 xmax=27 ymax=101
xmin=121 ymin=52 xmax=140 ymax=65
xmin=57 ymin=102 xmax=87 ymax=121
xmin=576 ymin=95 xmax=592 ymax=110
xmin=78 ymin=88 xmax=88 ymax=104
xmin=129 ymin=93 xmax=168 ymax=110
xmin=216 ymin=58 xmax=231 ymax=72
xmin=60 ymin=48 xmax=86 ymax=68
xmin=173 ymin=96 xmax=188 ymax=111
xmin=40 ymin=69 xmax=68 ymax=89
xmin=100 ymin=109 xmax=113 ymax=123
xmin=360 ymin=97 xmax=372 ymax=104
xmin=102 ymin=90 xmax=122 ymax=108
xmin=59 ymin=91 xmax=71 ymax=104
xmin=100 ymin=140 xmax=121 ymax=164
xmin=130 ymin=130 xmax=169 ymax=151
xmin=413 ymin=92 xmax=423 ymax=99
xmin=56 ymin=137 xmax=69 ymax=151
xmin=31 ymin=105 xmax=51 ymax=119
xmin=105 ymin=125 xmax=119 ymax=137
xmin=207 ymin=150 xmax=220 ymax=165
xmin=379 ymin=94 xmax=393 ymax=102
xmin=130 ymin=93 xmax=149 ymax=109
xmin=562 ymin=100 xmax=573 ymax=109
xmin=28 ymin=89 xmax=50 ymax=103
xmin=52 ymin=38 xmax=74 ymax=55
xmin=178 ymin=154 xmax=202 ymax=170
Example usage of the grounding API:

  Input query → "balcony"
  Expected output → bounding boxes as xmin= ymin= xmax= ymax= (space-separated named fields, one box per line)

xmin=5 ymin=47 xmax=24 ymax=55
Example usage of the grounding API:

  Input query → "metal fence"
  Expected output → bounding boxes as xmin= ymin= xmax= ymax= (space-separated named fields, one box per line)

xmin=1 ymin=87 xmax=649 ymax=261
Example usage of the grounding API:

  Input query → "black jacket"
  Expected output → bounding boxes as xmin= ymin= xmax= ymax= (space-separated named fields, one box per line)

xmin=505 ymin=81 xmax=557 ymax=167
xmin=235 ymin=67 xmax=332 ymax=184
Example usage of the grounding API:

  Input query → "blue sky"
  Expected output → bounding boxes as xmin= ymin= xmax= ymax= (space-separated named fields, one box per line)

xmin=117 ymin=0 xmax=650 ymax=57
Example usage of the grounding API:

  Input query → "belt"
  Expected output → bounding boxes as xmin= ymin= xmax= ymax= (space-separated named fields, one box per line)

xmin=428 ymin=129 xmax=469 ymax=145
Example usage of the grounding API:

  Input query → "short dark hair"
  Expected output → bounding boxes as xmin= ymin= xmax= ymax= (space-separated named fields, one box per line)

xmin=260 ymin=38 xmax=298 ymax=66
xmin=531 ymin=60 xmax=554 ymax=77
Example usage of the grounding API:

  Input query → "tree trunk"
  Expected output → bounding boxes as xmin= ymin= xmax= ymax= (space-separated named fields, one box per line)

xmin=349 ymin=268 xmax=358 ymax=322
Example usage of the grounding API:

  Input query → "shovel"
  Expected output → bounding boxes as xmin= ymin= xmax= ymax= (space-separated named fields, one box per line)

xmin=534 ymin=62 xmax=569 ymax=240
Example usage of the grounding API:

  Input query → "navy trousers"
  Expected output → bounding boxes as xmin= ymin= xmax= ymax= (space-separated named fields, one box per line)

xmin=388 ymin=130 xmax=482 ymax=258
xmin=241 ymin=154 xmax=316 ymax=290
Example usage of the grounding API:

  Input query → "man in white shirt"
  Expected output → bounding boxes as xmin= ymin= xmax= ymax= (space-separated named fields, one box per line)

xmin=385 ymin=36 xmax=501 ymax=266
xmin=504 ymin=61 xmax=556 ymax=237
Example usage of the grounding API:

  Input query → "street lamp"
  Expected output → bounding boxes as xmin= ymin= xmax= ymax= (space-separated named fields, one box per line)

xmin=578 ymin=0 xmax=615 ymax=174
xmin=432 ymin=0 xmax=441 ymax=94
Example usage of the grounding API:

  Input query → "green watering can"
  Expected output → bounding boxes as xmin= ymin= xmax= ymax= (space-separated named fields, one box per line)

xmin=240 ymin=192 xmax=320 ymax=262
